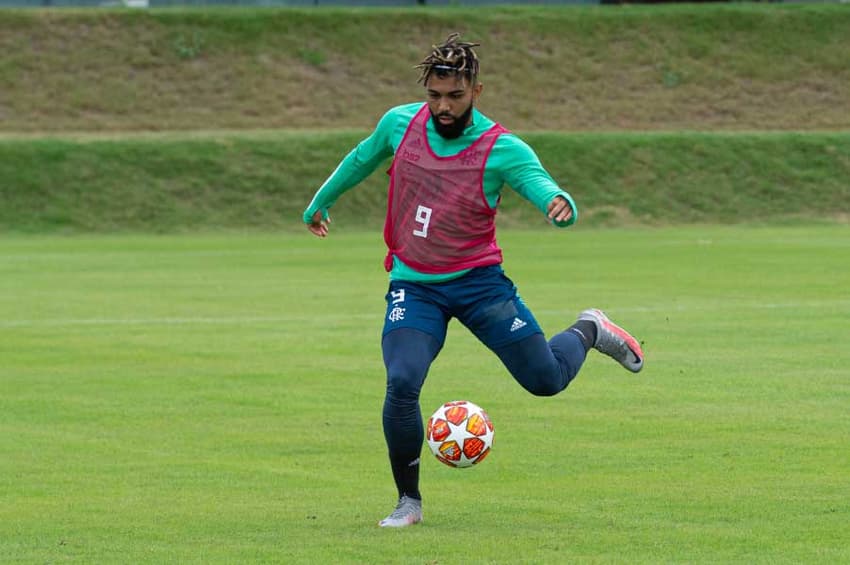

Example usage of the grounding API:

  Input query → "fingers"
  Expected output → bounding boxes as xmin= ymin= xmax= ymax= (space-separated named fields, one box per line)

xmin=307 ymin=210 xmax=331 ymax=238
xmin=547 ymin=197 xmax=573 ymax=223
xmin=308 ymin=223 xmax=328 ymax=237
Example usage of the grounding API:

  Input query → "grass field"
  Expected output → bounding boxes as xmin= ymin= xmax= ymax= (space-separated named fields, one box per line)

xmin=3 ymin=4 xmax=847 ymax=563
xmin=1 ymin=226 xmax=848 ymax=563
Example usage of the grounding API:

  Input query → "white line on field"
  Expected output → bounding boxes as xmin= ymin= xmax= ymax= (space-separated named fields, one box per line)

xmin=0 ymin=315 xmax=374 ymax=329
xmin=1 ymin=299 xmax=848 ymax=329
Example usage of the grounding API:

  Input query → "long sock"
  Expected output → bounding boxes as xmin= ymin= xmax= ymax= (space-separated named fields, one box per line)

xmin=566 ymin=319 xmax=597 ymax=352
xmin=389 ymin=455 xmax=421 ymax=501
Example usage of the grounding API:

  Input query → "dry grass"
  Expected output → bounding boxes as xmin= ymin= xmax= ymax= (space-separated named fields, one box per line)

xmin=1 ymin=5 xmax=849 ymax=133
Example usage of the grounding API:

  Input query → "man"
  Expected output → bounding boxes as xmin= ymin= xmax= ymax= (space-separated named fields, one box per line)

xmin=303 ymin=33 xmax=644 ymax=528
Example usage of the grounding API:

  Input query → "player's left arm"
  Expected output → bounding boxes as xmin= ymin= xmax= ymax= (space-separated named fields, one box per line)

xmin=496 ymin=134 xmax=578 ymax=228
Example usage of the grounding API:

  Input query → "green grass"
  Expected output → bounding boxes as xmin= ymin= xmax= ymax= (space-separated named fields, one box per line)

xmin=1 ymin=4 xmax=849 ymax=133
xmin=2 ymin=131 xmax=849 ymax=233
xmin=1 ymin=226 xmax=848 ymax=563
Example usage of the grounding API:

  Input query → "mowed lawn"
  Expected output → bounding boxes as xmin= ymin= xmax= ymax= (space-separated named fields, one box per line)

xmin=1 ymin=225 xmax=848 ymax=564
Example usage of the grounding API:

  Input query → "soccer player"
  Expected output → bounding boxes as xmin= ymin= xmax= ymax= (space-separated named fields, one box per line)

xmin=303 ymin=33 xmax=644 ymax=528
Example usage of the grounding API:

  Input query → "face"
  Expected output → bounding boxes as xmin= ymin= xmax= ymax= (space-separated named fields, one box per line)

xmin=425 ymin=72 xmax=483 ymax=139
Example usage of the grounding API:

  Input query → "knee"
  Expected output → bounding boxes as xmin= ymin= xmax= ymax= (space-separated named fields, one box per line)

xmin=386 ymin=359 xmax=426 ymax=402
xmin=524 ymin=379 xmax=564 ymax=397
xmin=515 ymin=358 xmax=567 ymax=397
xmin=386 ymin=373 xmax=418 ymax=402
xmin=495 ymin=334 xmax=570 ymax=397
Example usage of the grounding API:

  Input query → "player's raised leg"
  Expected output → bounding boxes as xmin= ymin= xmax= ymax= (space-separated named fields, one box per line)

xmin=458 ymin=267 xmax=591 ymax=396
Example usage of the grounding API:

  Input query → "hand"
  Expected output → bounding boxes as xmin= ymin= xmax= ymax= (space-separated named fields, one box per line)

xmin=307 ymin=210 xmax=331 ymax=238
xmin=547 ymin=196 xmax=573 ymax=224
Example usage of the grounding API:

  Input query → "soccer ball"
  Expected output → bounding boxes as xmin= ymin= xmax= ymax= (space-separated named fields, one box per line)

xmin=426 ymin=400 xmax=494 ymax=468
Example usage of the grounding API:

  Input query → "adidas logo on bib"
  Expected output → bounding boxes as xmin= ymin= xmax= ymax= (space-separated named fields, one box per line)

xmin=510 ymin=317 xmax=527 ymax=332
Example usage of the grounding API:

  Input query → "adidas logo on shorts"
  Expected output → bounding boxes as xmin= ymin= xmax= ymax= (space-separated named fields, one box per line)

xmin=510 ymin=317 xmax=527 ymax=332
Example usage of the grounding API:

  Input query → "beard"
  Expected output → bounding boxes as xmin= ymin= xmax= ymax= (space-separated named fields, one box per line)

xmin=430 ymin=103 xmax=474 ymax=140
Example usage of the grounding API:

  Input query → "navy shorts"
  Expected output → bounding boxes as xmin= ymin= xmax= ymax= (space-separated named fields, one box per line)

xmin=382 ymin=265 xmax=543 ymax=350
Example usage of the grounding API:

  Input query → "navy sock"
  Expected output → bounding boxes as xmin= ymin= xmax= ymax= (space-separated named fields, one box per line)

xmin=389 ymin=456 xmax=421 ymax=501
xmin=567 ymin=320 xmax=597 ymax=352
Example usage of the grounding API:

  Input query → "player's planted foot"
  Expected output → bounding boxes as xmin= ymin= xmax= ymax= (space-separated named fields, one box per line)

xmin=578 ymin=308 xmax=644 ymax=373
xmin=378 ymin=495 xmax=423 ymax=528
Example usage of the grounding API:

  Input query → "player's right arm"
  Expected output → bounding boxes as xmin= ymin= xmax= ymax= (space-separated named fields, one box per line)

xmin=303 ymin=109 xmax=400 ymax=236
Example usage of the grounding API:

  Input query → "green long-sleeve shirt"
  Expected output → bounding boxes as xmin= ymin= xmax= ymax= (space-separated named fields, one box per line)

xmin=303 ymin=102 xmax=577 ymax=282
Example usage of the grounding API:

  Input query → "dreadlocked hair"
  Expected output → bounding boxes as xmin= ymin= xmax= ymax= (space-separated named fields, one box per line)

xmin=415 ymin=32 xmax=481 ymax=85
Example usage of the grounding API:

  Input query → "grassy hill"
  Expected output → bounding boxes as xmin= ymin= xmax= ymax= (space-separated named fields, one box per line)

xmin=2 ymin=4 xmax=849 ymax=133
xmin=2 ymin=130 xmax=848 ymax=232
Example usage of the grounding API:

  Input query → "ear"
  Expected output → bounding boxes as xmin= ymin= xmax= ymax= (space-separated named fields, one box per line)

xmin=472 ymin=82 xmax=483 ymax=102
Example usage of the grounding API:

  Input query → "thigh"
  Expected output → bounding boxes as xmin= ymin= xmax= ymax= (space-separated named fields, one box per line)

xmin=382 ymin=280 xmax=450 ymax=348
xmin=455 ymin=268 xmax=543 ymax=351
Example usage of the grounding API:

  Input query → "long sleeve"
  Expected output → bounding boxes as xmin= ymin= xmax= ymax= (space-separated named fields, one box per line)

xmin=492 ymin=133 xmax=578 ymax=228
xmin=302 ymin=111 xmax=398 ymax=223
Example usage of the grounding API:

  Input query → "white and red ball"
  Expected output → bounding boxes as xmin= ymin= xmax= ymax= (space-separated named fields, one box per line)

xmin=426 ymin=400 xmax=494 ymax=468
